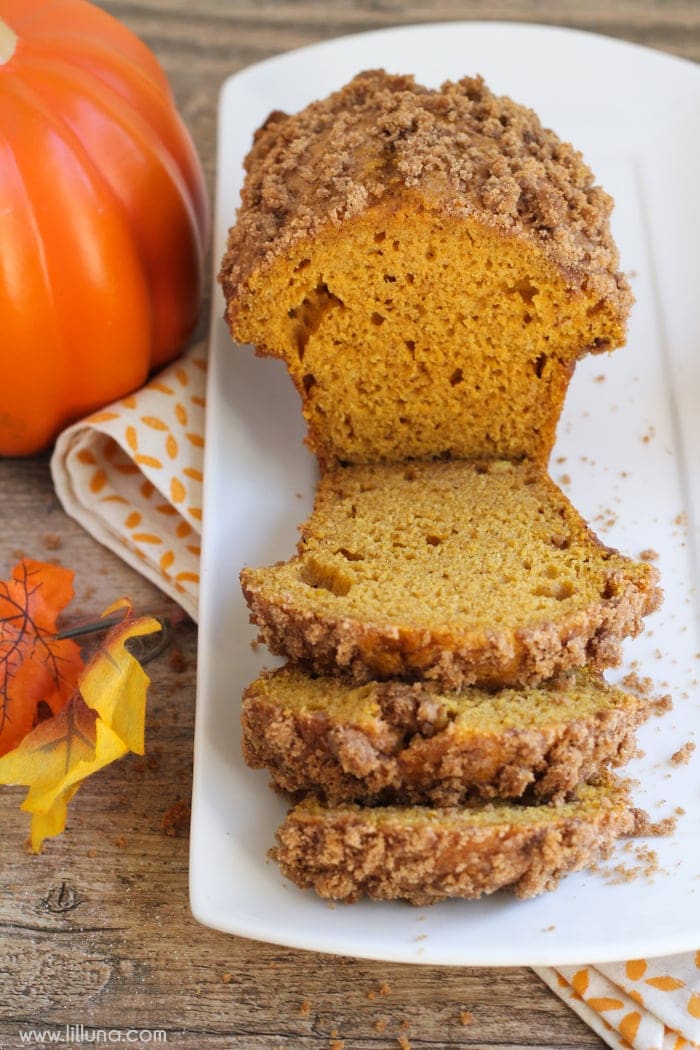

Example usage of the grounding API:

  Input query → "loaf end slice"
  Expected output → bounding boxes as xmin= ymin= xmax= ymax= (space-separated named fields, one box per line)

xmin=272 ymin=781 xmax=633 ymax=902
xmin=272 ymin=778 xmax=635 ymax=904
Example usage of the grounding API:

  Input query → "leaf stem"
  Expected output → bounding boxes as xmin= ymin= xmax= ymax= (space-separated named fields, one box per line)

xmin=55 ymin=603 xmax=187 ymax=642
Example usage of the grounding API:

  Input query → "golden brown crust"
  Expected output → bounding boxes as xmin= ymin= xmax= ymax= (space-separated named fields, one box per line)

xmin=220 ymin=69 xmax=631 ymax=314
xmin=243 ymin=579 xmax=658 ymax=690
xmin=242 ymin=670 xmax=645 ymax=805
xmin=272 ymin=784 xmax=635 ymax=904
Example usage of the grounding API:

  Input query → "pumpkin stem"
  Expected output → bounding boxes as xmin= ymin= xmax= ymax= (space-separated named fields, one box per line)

xmin=0 ymin=19 xmax=18 ymax=66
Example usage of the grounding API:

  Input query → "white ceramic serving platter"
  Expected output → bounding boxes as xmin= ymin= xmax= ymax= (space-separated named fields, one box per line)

xmin=190 ymin=22 xmax=700 ymax=966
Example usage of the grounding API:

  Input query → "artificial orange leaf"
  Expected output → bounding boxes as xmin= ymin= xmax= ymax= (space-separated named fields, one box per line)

xmin=0 ymin=598 xmax=160 ymax=851
xmin=0 ymin=559 xmax=84 ymax=756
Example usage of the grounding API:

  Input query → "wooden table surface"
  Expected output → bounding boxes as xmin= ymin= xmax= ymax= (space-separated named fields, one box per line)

xmin=1 ymin=3 xmax=697 ymax=1048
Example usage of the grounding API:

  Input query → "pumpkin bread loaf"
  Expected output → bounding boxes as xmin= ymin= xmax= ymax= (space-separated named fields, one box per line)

xmin=219 ymin=69 xmax=632 ymax=469
xmin=242 ymin=665 xmax=646 ymax=806
xmin=273 ymin=776 xmax=635 ymax=904
xmin=241 ymin=460 xmax=661 ymax=690
xmin=227 ymin=71 xmax=657 ymax=905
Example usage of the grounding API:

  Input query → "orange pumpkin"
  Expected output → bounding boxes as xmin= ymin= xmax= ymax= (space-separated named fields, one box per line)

xmin=0 ymin=0 xmax=209 ymax=455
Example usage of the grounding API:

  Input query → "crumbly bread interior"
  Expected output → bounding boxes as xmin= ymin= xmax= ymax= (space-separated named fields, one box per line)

xmin=241 ymin=459 xmax=661 ymax=687
xmin=230 ymin=200 xmax=624 ymax=467
xmin=220 ymin=71 xmax=632 ymax=468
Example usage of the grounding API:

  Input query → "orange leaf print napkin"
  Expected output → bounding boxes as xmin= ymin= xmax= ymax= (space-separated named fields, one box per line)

xmin=51 ymin=343 xmax=207 ymax=621
xmin=536 ymin=955 xmax=700 ymax=1049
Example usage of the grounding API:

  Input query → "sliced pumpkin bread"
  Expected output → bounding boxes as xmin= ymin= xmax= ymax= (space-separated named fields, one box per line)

xmin=242 ymin=665 xmax=646 ymax=806
xmin=219 ymin=70 xmax=632 ymax=470
xmin=241 ymin=459 xmax=661 ymax=690
xmin=272 ymin=777 xmax=635 ymax=904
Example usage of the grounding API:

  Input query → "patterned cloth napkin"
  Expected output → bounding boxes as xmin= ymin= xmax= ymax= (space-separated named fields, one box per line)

xmin=49 ymin=342 xmax=699 ymax=1048
xmin=51 ymin=343 xmax=207 ymax=622
xmin=536 ymin=958 xmax=700 ymax=1049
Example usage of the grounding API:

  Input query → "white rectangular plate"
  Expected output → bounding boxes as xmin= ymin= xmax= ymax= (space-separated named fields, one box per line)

xmin=190 ymin=22 xmax=700 ymax=966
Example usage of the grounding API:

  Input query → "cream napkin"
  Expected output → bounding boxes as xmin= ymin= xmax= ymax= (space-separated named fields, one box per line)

xmin=51 ymin=343 xmax=207 ymax=622
xmin=536 ymin=958 xmax=700 ymax=1049
xmin=49 ymin=340 xmax=699 ymax=1047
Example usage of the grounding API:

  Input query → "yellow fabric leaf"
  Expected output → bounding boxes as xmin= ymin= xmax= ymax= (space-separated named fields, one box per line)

xmin=26 ymin=721 xmax=128 ymax=853
xmin=0 ymin=602 xmax=160 ymax=851
xmin=80 ymin=599 xmax=160 ymax=754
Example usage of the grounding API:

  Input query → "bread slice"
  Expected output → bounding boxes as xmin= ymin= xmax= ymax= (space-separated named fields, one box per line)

xmin=241 ymin=460 xmax=661 ymax=690
xmin=219 ymin=70 xmax=632 ymax=469
xmin=272 ymin=778 xmax=634 ymax=904
xmin=242 ymin=665 xmax=646 ymax=806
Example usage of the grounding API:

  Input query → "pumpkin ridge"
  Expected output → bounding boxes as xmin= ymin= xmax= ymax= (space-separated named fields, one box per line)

xmin=0 ymin=98 xmax=68 ymax=448
xmin=18 ymin=52 xmax=202 ymax=230
xmin=19 ymin=46 xmax=209 ymax=262
xmin=1 ymin=73 xmax=152 ymax=404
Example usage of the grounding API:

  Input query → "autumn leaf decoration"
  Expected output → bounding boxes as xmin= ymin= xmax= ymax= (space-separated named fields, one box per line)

xmin=0 ymin=559 xmax=160 ymax=851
